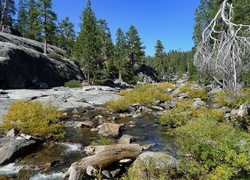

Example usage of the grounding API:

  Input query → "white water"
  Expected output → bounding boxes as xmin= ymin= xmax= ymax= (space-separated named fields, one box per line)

xmin=30 ymin=172 xmax=64 ymax=180
xmin=60 ymin=142 xmax=82 ymax=153
xmin=0 ymin=163 xmax=22 ymax=174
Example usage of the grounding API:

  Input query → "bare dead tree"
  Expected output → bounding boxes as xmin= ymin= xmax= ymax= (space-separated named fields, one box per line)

xmin=194 ymin=0 xmax=250 ymax=93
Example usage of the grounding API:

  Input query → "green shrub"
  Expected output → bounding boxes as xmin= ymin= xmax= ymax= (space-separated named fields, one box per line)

xmin=155 ymin=82 xmax=175 ymax=91
xmin=159 ymin=100 xmax=193 ymax=127
xmin=179 ymin=83 xmax=193 ymax=93
xmin=90 ymin=136 xmax=116 ymax=146
xmin=175 ymin=119 xmax=250 ymax=179
xmin=159 ymin=100 xmax=225 ymax=127
xmin=159 ymin=110 xmax=192 ymax=127
xmin=212 ymin=89 xmax=250 ymax=108
xmin=106 ymin=97 xmax=131 ymax=113
xmin=106 ymin=84 xmax=172 ymax=112
xmin=2 ymin=100 xmax=64 ymax=140
xmin=188 ymin=88 xmax=208 ymax=100
xmin=64 ymin=80 xmax=82 ymax=88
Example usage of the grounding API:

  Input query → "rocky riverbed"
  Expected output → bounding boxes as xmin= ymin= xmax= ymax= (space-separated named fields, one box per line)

xmin=0 ymin=86 xmax=176 ymax=180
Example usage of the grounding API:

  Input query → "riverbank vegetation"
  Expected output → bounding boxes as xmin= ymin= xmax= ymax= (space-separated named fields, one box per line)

xmin=106 ymin=81 xmax=250 ymax=179
xmin=106 ymin=83 xmax=173 ymax=112
xmin=1 ymin=100 xmax=64 ymax=140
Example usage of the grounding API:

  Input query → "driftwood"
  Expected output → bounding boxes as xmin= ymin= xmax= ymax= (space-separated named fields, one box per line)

xmin=63 ymin=143 xmax=144 ymax=180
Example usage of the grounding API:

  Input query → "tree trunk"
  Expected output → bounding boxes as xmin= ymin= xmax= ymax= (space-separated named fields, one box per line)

xmin=0 ymin=0 xmax=7 ymax=29
xmin=44 ymin=40 xmax=47 ymax=54
xmin=118 ymin=69 xmax=122 ymax=81
xmin=87 ymin=72 xmax=90 ymax=85
xmin=63 ymin=144 xmax=144 ymax=180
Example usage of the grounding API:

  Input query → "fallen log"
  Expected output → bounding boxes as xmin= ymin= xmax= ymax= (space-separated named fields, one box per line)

xmin=63 ymin=143 xmax=144 ymax=180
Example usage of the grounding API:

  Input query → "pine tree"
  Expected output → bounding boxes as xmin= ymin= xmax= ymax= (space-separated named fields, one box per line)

xmin=15 ymin=0 xmax=28 ymax=36
xmin=73 ymin=0 xmax=100 ymax=84
xmin=37 ymin=0 xmax=57 ymax=54
xmin=97 ymin=19 xmax=114 ymax=70
xmin=125 ymin=25 xmax=145 ymax=71
xmin=27 ymin=0 xmax=41 ymax=41
xmin=57 ymin=16 xmax=76 ymax=56
xmin=114 ymin=28 xmax=127 ymax=80
xmin=0 ymin=0 xmax=16 ymax=28
xmin=154 ymin=40 xmax=165 ymax=77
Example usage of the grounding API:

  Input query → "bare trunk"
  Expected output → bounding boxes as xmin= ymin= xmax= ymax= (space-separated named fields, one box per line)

xmin=87 ymin=72 xmax=90 ymax=85
xmin=63 ymin=144 xmax=144 ymax=180
xmin=194 ymin=0 xmax=250 ymax=93
xmin=118 ymin=69 xmax=122 ymax=81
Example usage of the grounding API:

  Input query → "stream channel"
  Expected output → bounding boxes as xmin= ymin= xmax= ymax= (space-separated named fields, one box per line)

xmin=0 ymin=107 xmax=176 ymax=180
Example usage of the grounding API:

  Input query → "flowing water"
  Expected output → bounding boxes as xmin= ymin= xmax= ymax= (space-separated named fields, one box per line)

xmin=0 ymin=109 xmax=175 ymax=180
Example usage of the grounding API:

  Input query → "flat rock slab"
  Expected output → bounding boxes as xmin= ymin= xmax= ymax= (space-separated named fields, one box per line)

xmin=0 ymin=87 xmax=120 ymax=122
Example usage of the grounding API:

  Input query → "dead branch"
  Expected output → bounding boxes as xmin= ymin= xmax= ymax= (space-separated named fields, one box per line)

xmin=194 ymin=0 xmax=250 ymax=93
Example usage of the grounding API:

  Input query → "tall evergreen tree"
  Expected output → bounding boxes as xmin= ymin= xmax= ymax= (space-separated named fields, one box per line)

xmin=97 ymin=19 xmax=114 ymax=69
xmin=37 ymin=0 xmax=57 ymax=54
xmin=15 ymin=0 xmax=28 ymax=36
xmin=125 ymin=25 xmax=145 ymax=70
xmin=0 ymin=0 xmax=16 ymax=28
xmin=114 ymin=28 xmax=127 ymax=80
xmin=73 ymin=0 xmax=100 ymax=84
xmin=57 ymin=16 xmax=76 ymax=56
xmin=27 ymin=0 xmax=41 ymax=40
xmin=154 ymin=40 xmax=165 ymax=77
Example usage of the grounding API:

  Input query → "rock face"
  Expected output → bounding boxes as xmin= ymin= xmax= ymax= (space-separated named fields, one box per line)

xmin=0 ymin=32 xmax=84 ymax=89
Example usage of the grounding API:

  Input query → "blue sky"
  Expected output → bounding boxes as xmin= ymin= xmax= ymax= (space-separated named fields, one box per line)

xmin=52 ymin=0 xmax=200 ymax=56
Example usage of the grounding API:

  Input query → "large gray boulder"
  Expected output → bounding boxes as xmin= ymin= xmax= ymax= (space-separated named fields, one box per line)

xmin=0 ymin=134 xmax=43 ymax=164
xmin=0 ymin=32 xmax=84 ymax=89
xmin=128 ymin=151 xmax=178 ymax=180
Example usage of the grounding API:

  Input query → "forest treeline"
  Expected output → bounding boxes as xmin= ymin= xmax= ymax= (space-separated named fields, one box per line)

xmin=1 ymin=0 xmax=250 ymax=84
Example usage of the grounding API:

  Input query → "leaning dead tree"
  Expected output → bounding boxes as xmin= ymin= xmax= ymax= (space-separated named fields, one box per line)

xmin=194 ymin=0 xmax=250 ymax=93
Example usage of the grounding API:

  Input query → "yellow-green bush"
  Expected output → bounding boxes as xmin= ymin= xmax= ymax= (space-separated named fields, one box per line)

xmin=159 ymin=99 xmax=225 ymax=127
xmin=212 ymin=89 xmax=250 ymax=108
xmin=159 ymin=100 xmax=194 ymax=127
xmin=188 ymin=88 xmax=208 ymax=100
xmin=107 ymin=84 xmax=172 ymax=112
xmin=106 ymin=97 xmax=131 ymax=112
xmin=2 ymin=100 xmax=64 ymax=140
xmin=175 ymin=119 xmax=250 ymax=179
xmin=179 ymin=83 xmax=193 ymax=93
xmin=155 ymin=82 xmax=175 ymax=91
